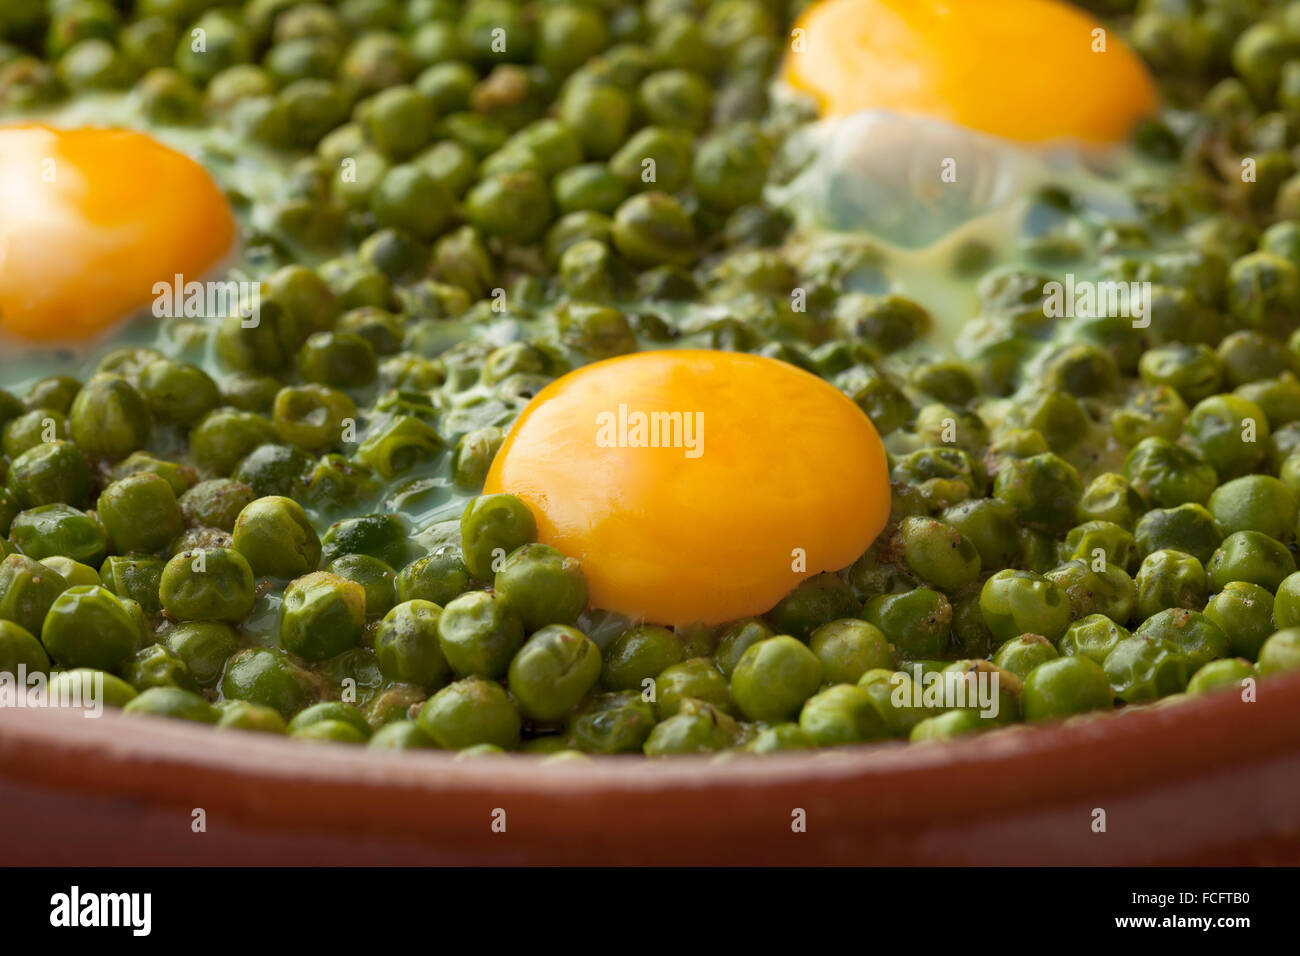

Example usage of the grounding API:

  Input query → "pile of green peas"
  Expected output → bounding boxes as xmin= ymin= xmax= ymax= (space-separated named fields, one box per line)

xmin=3 ymin=0 xmax=1300 ymax=757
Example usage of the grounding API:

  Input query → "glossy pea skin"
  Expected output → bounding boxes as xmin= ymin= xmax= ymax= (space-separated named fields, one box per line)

xmin=1059 ymin=614 xmax=1130 ymax=666
xmin=493 ymin=542 xmax=588 ymax=632
xmin=807 ymin=618 xmax=893 ymax=686
xmin=507 ymin=624 xmax=602 ymax=722
xmin=179 ymin=479 xmax=256 ymax=532
xmin=1134 ymin=503 xmax=1224 ymax=566
xmin=862 ymin=587 xmax=952 ymax=659
xmin=0 ymin=553 xmax=69 ymax=636
xmin=1257 ymin=628 xmax=1300 ymax=675
xmin=0 ymin=619 xmax=50 ymax=675
xmin=159 ymin=548 xmax=256 ymax=623
xmin=118 ymin=642 xmax=198 ymax=693
xmin=1103 ymin=634 xmax=1192 ymax=703
xmin=601 ymin=624 xmax=683 ymax=691
xmin=436 ymin=589 xmax=524 ymax=680
xmin=215 ymin=699 xmax=288 ymax=734
xmin=369 ymin=719 xmax=435 ymax=749
xmin=97 ymin=473 xmax=183 ymax=554
xmin=47 ymin=668 xmax=138 ymax=709
xmin=941 ymin=498 xmax=1020 ymax=568
xmin=909 ymin=708 xmax=987 ymax=741
xmin=991 ymin=634 xmax=1059 ymax=681
xmin=567 ymin=691 xmax=657 ymax=754
xmin=979 ymin=569 xmax=1071 ymax=644
xmin=6 ymin=440 xmax=92 ymax=509
xmin=287 ymin=701 xmax=372 ymax=739
xmin=1187 ymin=658 xmax=1256 ymax=695
xmin=279 ymin=571 xmax=365 ymax=661
xmin=713 ymin=617 xmax=774 ymax=678
xmin=1021 ymin=656 xmax=1113 ymax=720
xmin=1135 ymin=549 xmax=1208 ymax=621
xmin=459 ymin=494 xmax=536 ymax=581
xmin=417 ymin=677 xmax=521 ymax=750
xmin=40 ymin=585 xmax=139 ymax=671
xmin=1206 ymin=530 xmax=1296 ymax=592
xmin=123 ymin=687 xmax=220 ymax=723
xmin=220 ymin=647 xmax=316 ymax=718
xmin=764 ymin=572 xmax=861 ymax=641
xmin=163 ymin=621 xmax=238 ymax=688
xmin=993 ymin=453 xmax=1083 ymax=533
xmin=1123 ymin=437 xmax=1217 ymax=508
xmin=1207 ymin=474 xmax=1298 ymax=540
xmin=320 ymin=513 xmax=410 ymax=568
xmin=1135 ymin=608 xmax=1231 ymax=671
xmin=730 ymin=635 xmax=823 ymax=722
xmin=9 ymin=503 xmax=107 ymax=565
xmin=654 ymin=658 xmax=733 ymax=719
xmin=374 ymin=599 xmax=450 ymax=688
xmin=642 ymin=699 xmax=738 ymax=755
xmin=895 ymin=516 xmax=982 ymax=591
xmin=395 ymin=549 xmax=473 ymax=606
xmin=798 ymin=683 xmax=888 ymax=747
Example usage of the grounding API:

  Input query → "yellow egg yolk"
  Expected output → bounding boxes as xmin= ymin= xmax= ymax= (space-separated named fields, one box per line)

xmin=484 ymin=350 xmax=891 ymax=627
xmin=0 ymin=124 xmax=236 ymax=343
xmin=782 ymin=0 xmax=1158 ymax=144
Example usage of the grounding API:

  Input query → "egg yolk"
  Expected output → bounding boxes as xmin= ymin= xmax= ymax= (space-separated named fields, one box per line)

xmin=782 ymin=0 xmax=1158 ymax=144
xmin=0 ymin=124 xmax=235 ymax=342
xmin=484 ymin=350 xmax=891 ymax=627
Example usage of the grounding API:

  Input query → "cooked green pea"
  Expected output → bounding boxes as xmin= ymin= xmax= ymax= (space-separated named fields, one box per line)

xmin=730 ymin=635 xmax=823 ymax=722
xmin=417 ymin=676 xmax=520 ymax=749
xmin=1059 ymin=613 xmax=1129 ymax=665
xmin=642 ymin=698 xmax=738 ymax=755
xmin=1257 ymin=628 xmax=1300 ymax=675
xmin=798 ymin=683 xmax=888 ymax=747
xmin=1207 ymin=474 xmax=1298 ymax=539
xmin=1187 ymin=658 xmax=1256 ymax=694
xmin=1207 ymin=530 xmax=1296 ymax=592
xmin=0 ymin=619 xmax=49 ymax=675
xmin=460 ymin=493 xmax=536 ymax=581
xmin=567 ymin=691 xmax=657 ymax=754
xmin=40 ymin=585 xmax=139 ymax=670
xmin=863 ymin=587 xmax=952 ymax=659
xmin=1021 ymin=656 xmax=1112 ymax=720
xmin=395 ymin=549 xmax=472 ymax=606
xmin=6 ymin=440 xmax=92 ymax=509
xmin=979 ymin=569 xmax=1071 ymax=644
xmin=279 ymin=571 xmax=365 ymax=661
xmin=221 ymin=647 xmax=316 ymax=717
xmin=163 ymin=621 xmax=238 ymax=688
xmin=9 ymin=504 xmax=107 ymax=565
xmin=1135 ymin=608 xmax=1231 ymax=671
xmin=97 ymin=473 xmax=182 ymax=554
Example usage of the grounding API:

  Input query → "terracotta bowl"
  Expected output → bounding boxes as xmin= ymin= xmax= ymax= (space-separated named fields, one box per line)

xmin=2 ymin=670 xmax=1298 ymax=865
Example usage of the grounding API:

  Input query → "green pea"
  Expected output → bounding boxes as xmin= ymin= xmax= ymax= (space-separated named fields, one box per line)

xmin=1103 ymin=633 xmax=1192 ymax=702
xmin=221 ymin=647 xmax=316 ymax=717
xmin=763 ymin=573 xmax=859 ymax=642
xmin=417 ymin=676 xmax=520 ymax=749
xmin=492 ymin=542 xmax=588 ymax=631
xmin=804 ymin=618 xmax=890 ymax=686
xmin=611 ymin=191 xmax=695 ymax=266
xmin=9 ymin=503 xmax=107 ymax=565
xmin=0 ymin=619 xmax=49 ymax=675
xmin=396 ymin=549 xmax=472 ymax=606
xmin=287 ymin=701 xmax=371 ymax=739
xmin=1112 ymin=386 xmax=1189 ymax=447
xmin=1134 ymin=503 xmax=1224 ymax=566
xmin=1205 ymin=581 xmax=1275 ymax=661
xmin=118 ymin=643 xmax=198 ymax=693
xmin=123 ymin=686 xmax=220 ymax=723
xmin=96 ymin=473 xmax=182 ymax=555
xmin=1077 ymin=472 xmax=1145 ymax=529
xmin=730 ymin=635 xmax=823 ymax=722
xmin=48 ymin=668 xmax=137 ymax=709
xmin=713 ymin=617 xmax=774 ymax=679
xmin=1257 ymin=628 xmax=1300 ymax=675
xmin=507 ymin=624 xmax=601 ymax=722
xmin=558 ymin=81 xmax=631 ymax=158
xmin=464 ymin=170 xmax=553 ymax=243
xmin=979 ymin=569 xmax=1071 ymax=644
xmin=0 ymin=553 xmax=69 ymax=636
xmin=993 ymin=453 xmax=1083 ymax=533
xmin=190 ymin=409 xmax=278 ymax=476
xmin=320 ymin=513 xmax=410 ymax=568
xmin=216 ymin=699 xmax=288 ymax=733
xmin=99 ymin=555 xmax=165 ymax=614
xmin=941 ymin=498 xmax=1020 ymax=568
xmin=1123 ymin=437 xmax=1217 ymax=507
xmin=279 ymin=571 xmax=365 ymax=661
xmin=1207 ymin=530 xmax=1296 ymax=592
xmin=40 ymin=585 xmax=139 ymax=670
xmin=460 ymin=493 xmax=536 ymax=581
xmin=369 ymin=719 xmax=435 ymax=749
xmin=159 ymin=548 xmax=256 ymax=623
xmin=1207 ymin=474 xmax=1298 ymax=540
xmin=231 ymin=495 xmax=322 ymax=579
xmin=642 ymin=699 xmax=738 ymax=755
xmin=653 ymin=658 xmax=733 ymax=719
xmin=745 ymin=722 xmax=814 ymax=753
xmin=163 ymin=621 xmax=238 ymax=688
xmin=68 ymin=374 xmax=151 ymax=462
xmin=895 ymin=516 xmax=982 ymax=591
xmin=1135 ymin=608 xmax=1231 ymax=671
xmin=909 ymin=708 xmax=987 ymax=741
xmin=1021 ymin=656 xmax=1112 ymax=720
xmin=991 ymin=633 xmax=1060 ymax=681
xmin=798 ymin=683 xmax=888 ymax=747
xmin=1059 ymin=613 xmax=1129 ymax=666
xmin=435 ymin=589 xmax=524 ymax=679
xmin=1187 ymin=658 xmax=1256 ymax=695
xmin=1182 ymin=393 xmax=1269 ymax=480
xmin=6 ymin=440 xmax=92 ymax=509
xmin=561 ymin=687 xmax=657 ymax=754
xmin=1136 ymin=548 xmax=1209 ymax=622
xmin=863 ymin=587 xmax=952 ymax=659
